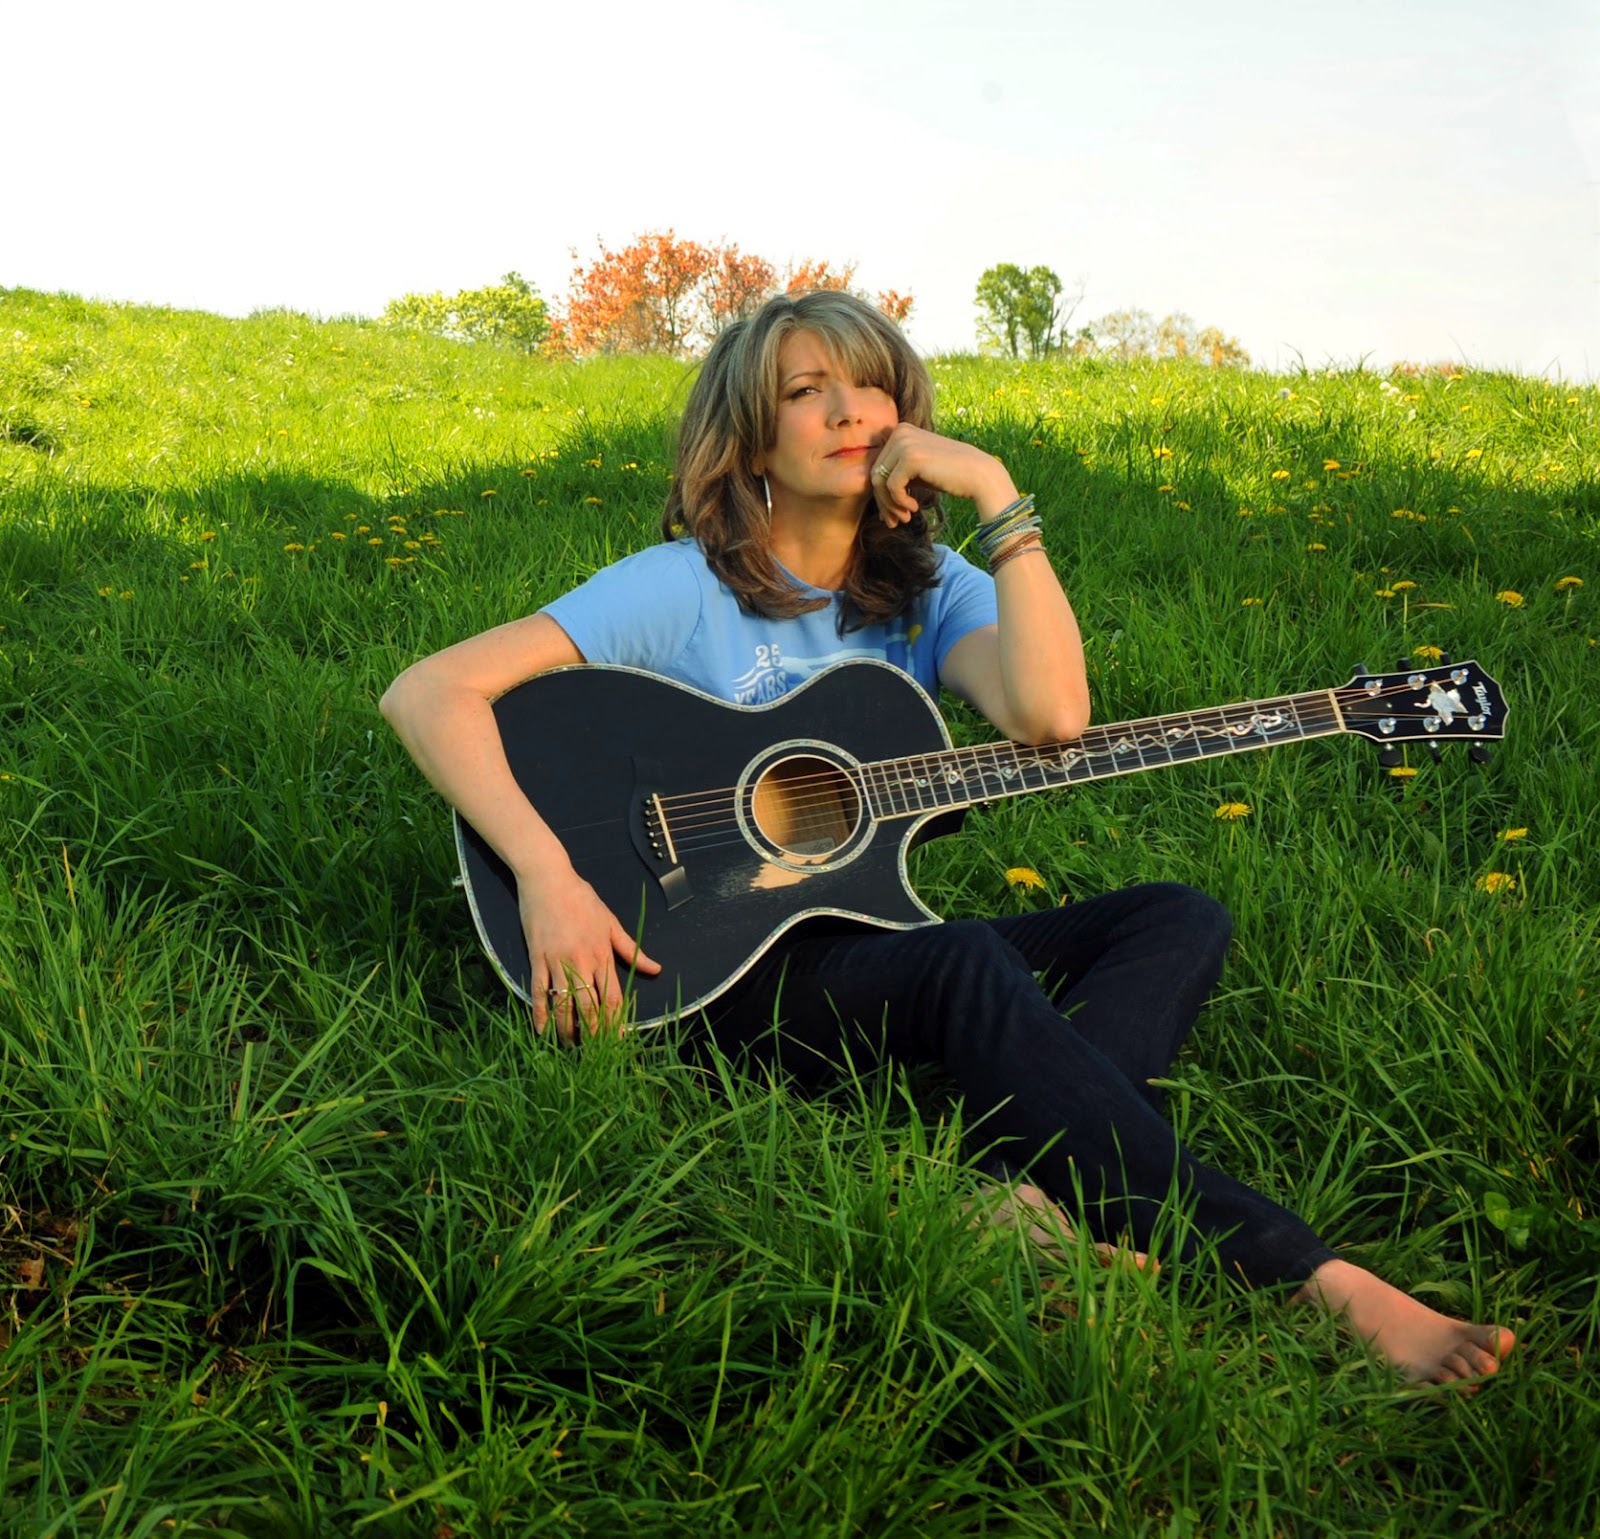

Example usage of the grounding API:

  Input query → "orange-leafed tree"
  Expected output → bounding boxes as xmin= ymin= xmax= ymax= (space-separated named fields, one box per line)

xmin=875 ymin=289 xmax=914 ymax=324
xmin=558 ymin=234 xmax=913 ymax=356
xmin=704 ymin=245 xmax=777 ymax=337
xmin=783 ymin=258 xmax=857 ymax=295
xmin=562 ymin=231 xmax=717 ymax=358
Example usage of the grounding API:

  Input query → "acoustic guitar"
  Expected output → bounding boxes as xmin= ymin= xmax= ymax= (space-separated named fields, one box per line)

xmin=455 ymin=658 xmax=1506 ymax=1027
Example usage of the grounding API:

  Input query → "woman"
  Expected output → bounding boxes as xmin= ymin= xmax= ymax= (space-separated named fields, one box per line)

xmin=381 ymin=290 xmax=1514 ymax=1386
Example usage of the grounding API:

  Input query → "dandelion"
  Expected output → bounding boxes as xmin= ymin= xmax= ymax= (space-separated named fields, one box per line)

xmin=1391 ymin=580 xmax=1417 ymax=591
xmin=1476 ymin=872 xmax=1516 ymax=894
xmin=97 ymin=586 xmax=115 ymax=597
xmin=1464 ymin=448 xmax=1483 ymax=460
xmin=1240 ymin=597 xmax=1262 ymax=607
xmin=189 ymin=560 xmax=207 ymax=571
xmin=1413 ymin=645 xmax=1444 ymax=660
xmin=583 ymin=496 xmax=602 ymax=506
xmin=283 ymin=542 xmax=305 ymax=553
xmin=1375 ymin=589 xmax=1395 ymax=598
xmin=1499 ymin=828 xmax=1529 ymax=842
xmin=331 ymin=531 xmax=347 ymax=541
xmin=1271 ymin=469 xmax=1290 ymax=481
xmin=1555 ymin=576 xmax=1583 ymax=591
xmin=368 ymin=537 xmax=383 ymax=547
xmin=1323 ymin=459 xmax=1341 ymax=471
xmin=1307 ymin=543 xmax=1327 ymax=552
xmin=1214 ymin=803 xmax=1252 ymax=820
xmin=1495 ymin=590 xmax=1524 ymax=607
xmin=200 ymin=531 xmax=217 ymax=542
xmin=1175 ymin=501 xmax=1191 ymax=510
xmin=1153 ymin=446 xmax=1173 ymax=460
xmin=1005 ymin=867 xmax=1048 ymax=891
xmin=1388 ymin=766 xmax=1419 ymax=779
xmin=356 ymin=525 xmax=371 ymax=534
xmin=481 ymin=489 xmax=497 ymax=498
xmin=521 ymin=468 xmax=538 ymax=477
xmin=404 ymin=540 xmax=421 ymax=550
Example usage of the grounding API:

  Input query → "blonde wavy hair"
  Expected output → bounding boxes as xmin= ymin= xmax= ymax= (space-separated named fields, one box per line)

xmin=661 ymin=290 xmax=943 ymax=627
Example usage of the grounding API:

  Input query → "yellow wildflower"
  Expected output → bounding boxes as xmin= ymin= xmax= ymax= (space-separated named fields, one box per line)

xmin=1323 ymin=459 xmax=1341 ymax=471
xmin=1004 ymin=867 xmax=1048 ymax=892
xmin=200 ymin=531 xmax=217 ymax=542
xmin=1499 ymin=828 xmax=1528 ymax=842
xmin=1412 ymin=645 xmax=1444 ymax=660
xmin=481 ymin=488 xmax=497 ymax=497
xmin=1240 ymin=598 xmax=1262 ymax=607
xmin=1306 ymin=542 xmax=1327 ymax=552
xmin=1476 ymin=872 xmax=1516 ymax=894
xmin=1391 ymin=580 xmax=1417 ymax=591
xmin=368 ymin=538 xmax=383 ymax=547
xmin=1495 ymin=591 xmax=1524 ymax=607
xmin=1153 ymin=446 xmax=1173 ymax=459
xmin=1214 ymin=803 xmax=1252 ymax=820
xmin=1375 ymin=589 xmax=1395 ymax=598
xmin=1388 ymin=766 xmax=1419 ymax=779
xmin=1271 ymin=469 xmax=1290 ymax=481
xmin=1554 ymin=576 xmax=1583 ymax=591
xmin=283 ymin=542 xmax=305 ymax=553
xmin=1464 ymin=448 xmax=1483 ymax=459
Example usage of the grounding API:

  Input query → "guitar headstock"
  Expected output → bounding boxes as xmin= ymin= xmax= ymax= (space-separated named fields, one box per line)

xmin=1335 ymin=660 xmax=1507 ymax=744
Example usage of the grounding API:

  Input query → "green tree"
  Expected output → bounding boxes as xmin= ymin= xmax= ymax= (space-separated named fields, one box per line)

xmin=974 ymin=264 xmax=1072 ymax=359
xmin=381 ymin=272 xmax=551 ymax=354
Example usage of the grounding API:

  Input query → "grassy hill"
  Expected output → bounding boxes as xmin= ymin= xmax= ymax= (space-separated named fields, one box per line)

xmin=2 ymin=287 xmax=1598 ymax=1536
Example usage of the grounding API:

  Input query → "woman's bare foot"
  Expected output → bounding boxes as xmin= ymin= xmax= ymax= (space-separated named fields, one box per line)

xmin=973 ymin=1182 xmax=1157 ymax=1274
xmin=1297 ymin=1258 xmax=1516 ymax=1387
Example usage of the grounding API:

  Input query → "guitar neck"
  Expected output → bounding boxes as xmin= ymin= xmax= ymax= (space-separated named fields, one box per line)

xmin=860 ymin=688 xmax=1345 ymax=819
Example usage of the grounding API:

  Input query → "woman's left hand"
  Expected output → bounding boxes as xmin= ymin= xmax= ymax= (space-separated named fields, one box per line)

xmin=869 ymin=425 xmax=1020 ymax=528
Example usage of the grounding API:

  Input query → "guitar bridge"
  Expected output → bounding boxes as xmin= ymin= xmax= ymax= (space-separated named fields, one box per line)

xmin=631 ymin=762 xmax=691 ymax=909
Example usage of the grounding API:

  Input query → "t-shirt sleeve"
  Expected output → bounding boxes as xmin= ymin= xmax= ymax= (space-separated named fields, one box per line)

xmin=540 ymin=544 xmax=704 ymax=673
xmin=929 ymin=546 xmax=999 ymax=672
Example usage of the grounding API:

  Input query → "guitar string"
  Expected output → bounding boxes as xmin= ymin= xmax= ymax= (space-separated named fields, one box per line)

xmin=648 ymin=676 xmax=1458 ymax=833
xmin=652 ymin=688 xmax=1341 ymax=822
xmin=651 ymin=679 xmax=1481 ymax=854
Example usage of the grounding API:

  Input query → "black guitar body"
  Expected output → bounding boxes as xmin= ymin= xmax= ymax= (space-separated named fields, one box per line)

xmin=455 ymin=660 xmax=960 ymax=1026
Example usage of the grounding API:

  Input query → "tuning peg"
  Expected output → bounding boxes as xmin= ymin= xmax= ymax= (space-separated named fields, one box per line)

xmin=1428 ymin=742 xmax=1443 ymax=762
xmin=1352 ymin=661 xmax=1370 ymax=677
xmin=1469 ymin=744 xmax=1493 ymax=764
xmin=1377 ymin=746 xmax=1404 ymax=769
xmin=1441 ymin=653 xmax=1452 ymax=666
xmin=1398 ymin=656 xmax=1410 ymax=673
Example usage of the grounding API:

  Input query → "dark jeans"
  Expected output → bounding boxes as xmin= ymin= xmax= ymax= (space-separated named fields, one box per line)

xmin=695 ymin=882 xmax=1337 ymax=1288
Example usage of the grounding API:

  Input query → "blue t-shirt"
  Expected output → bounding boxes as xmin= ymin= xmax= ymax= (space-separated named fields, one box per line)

xmin=542 ymin=538 xmax=996 ymax=706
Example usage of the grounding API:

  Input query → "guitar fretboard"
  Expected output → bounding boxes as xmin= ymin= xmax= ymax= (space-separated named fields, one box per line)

xmin=859 ymin=689 xmax=1342 ymax=819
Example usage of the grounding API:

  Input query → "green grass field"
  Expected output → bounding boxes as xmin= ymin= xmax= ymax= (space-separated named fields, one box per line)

xmin=2 ymin=286 xmax=1597 ymax=1537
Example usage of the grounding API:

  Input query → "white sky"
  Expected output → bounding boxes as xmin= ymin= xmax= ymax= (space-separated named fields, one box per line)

xmin=5 ymin=0 xmax=1598 ymax=376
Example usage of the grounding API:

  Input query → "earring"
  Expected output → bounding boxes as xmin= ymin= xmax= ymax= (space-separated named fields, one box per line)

xmin=762 ymin=474 xmax=773 ymax=517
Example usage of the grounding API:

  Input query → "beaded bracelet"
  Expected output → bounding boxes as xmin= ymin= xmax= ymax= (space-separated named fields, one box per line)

xmin=975 ymin=493 xmax=1037 ymax=562
xmin=989 ymin=536 xmax=1048 ymax=575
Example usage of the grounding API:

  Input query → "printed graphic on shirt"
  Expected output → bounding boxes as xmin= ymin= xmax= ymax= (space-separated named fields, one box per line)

xmin=731 ymin=643 xmax=789 ymax=704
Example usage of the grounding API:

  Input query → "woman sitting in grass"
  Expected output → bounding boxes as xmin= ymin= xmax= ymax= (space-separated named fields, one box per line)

xmin=382 ymin=289 xmax=1514 ymax=1387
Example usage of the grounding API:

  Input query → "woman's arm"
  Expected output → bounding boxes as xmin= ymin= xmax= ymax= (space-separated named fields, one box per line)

xmin=871 ymin=428 xmax=1089 ymax=745
xmin=380 ymin=613 xmax=660 ymax=1041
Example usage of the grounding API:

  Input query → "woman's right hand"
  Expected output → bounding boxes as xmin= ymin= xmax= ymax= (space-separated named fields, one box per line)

xmin=519 ymin=868 xmax=662 ymax=1044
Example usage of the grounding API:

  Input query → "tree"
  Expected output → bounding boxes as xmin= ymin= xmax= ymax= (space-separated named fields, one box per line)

xmin=380 ymin=272 xmax=550 ymax=353
xmin=556 ymin=234 xmax=912 ymax=357
xmin=1079 ymin=308 xmax=1250 ymax=367
xmin=561 ymin=231 xmax=717 ymax=358
xmin=974 ymin=264 xmax=1076 ymax=360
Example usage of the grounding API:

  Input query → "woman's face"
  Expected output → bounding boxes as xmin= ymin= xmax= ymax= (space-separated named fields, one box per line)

xmin=755 ymin=330 xmax=899 ymax=515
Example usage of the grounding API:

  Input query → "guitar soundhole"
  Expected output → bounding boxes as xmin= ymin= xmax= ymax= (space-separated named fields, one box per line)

xmin=750 ymin=754 xmax=861 ymax=864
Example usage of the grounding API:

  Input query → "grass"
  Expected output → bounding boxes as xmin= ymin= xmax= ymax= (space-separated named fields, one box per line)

xmin=2 ymin=285 xmax=1598 ymax=1536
